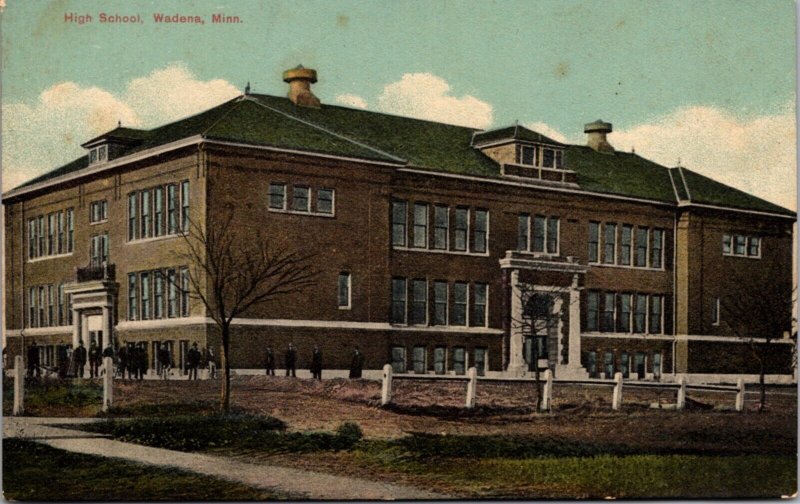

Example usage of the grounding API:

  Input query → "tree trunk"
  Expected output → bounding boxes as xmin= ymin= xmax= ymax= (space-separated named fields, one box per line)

xmin=220 ymin=324 xmax=231 ymax=414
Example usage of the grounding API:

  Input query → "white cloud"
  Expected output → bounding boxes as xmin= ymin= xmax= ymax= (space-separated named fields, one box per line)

xmin=3 ymin=64 xmax=239 ymax=191
xmin=524 ymin=121 xmax=570 ymax=144
xmin=335 ymin=93 xmax=368 ymax=109
xmin=376 ymin=73 xmax=493 ymax=129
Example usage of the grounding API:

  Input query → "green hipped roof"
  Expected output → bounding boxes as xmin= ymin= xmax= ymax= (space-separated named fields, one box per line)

xmin=11 ymin=93 xmax=794 ymax=217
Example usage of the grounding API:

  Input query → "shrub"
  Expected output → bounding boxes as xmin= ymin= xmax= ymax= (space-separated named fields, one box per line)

xmin=336 ymin=421 xmax=364 ymax=446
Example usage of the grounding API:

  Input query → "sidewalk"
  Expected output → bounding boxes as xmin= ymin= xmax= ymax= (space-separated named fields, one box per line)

xmin=3 ymin=417 xmax=448 ymax=500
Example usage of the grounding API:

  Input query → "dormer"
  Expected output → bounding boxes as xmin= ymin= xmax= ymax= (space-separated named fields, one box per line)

xmin=81 ymin=126 xmax=148 ymax=165
xmin=471 ymin=125 xmax=577 ymax=186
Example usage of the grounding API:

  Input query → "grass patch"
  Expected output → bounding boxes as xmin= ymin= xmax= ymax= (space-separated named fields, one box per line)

xmin=2 ymin=438 xmax=293 ymax=501
xmin=99 ymin=400 xmax=243 ymax=418
xmin=2 ymin=376 xmax=103 ymax=416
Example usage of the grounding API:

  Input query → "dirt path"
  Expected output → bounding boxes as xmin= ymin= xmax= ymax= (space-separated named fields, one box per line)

xmin=3 ymin=417 xmax=448 ymax=500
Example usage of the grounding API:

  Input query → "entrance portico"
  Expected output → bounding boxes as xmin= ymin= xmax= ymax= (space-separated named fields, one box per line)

xmin=65 ymin=279 xmax=117 ymax=352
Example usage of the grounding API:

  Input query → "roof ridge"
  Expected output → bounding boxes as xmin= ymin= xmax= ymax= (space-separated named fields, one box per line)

xmin=666 ymin=168 xmax=682 ymax=203
xmin=676 ymin=165 xmax=693 ymax=201
xmin=243 ymin=95 xmax=406 ymax=163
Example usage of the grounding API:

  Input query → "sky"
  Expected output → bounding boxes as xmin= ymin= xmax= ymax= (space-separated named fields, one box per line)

xmin=1 ymin=0 xmax=797 ymax=210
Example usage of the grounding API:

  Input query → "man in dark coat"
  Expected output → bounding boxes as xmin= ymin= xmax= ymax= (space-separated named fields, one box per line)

xmin=117 ymin=342 xmax=129 ymax=379
xmin=349 ymin=346 xmax=365 ymax=379
xmin=27 ymin=340 xmax=41 ymax=379
xmin=158 ymin=344 xmax=172 ymax=380
xmin=73 ymin=340 xmax=87 ymax=378
xmin=57 ymin=345 xmax=70 ymax=379
xmin=310 ymin=345 xmax=323 ymax=380
xmin=285 ymin=343 xmax=297 ymax=377
xmin=136 ymin=344 xmax=147 ymax=381
xmin=187 ymin=343 xmax=201 ymax=380
xmin=88 ymin=341 xmax=101 ymax=378
xmin=265 ymin=346 xmax=275 ymax=376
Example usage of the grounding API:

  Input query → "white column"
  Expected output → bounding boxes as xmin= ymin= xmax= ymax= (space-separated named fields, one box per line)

xmin=102 ymin=356 xmax=113 ymax=412
xmin=676 ymin=376 xmax=686 ymax=410
xmin=612 ymin=371 xmax=623 ymax=410
xmin=508 ymin=270 xmax=526 ymax=376
xmin=13 ymin=356 xmax=24 ymax=416
xmin=465 ymin=367 xmax=477 ymax=409
xmin=735 ymin=377 xmax=744 ymax=412
xmin=541 ymin=368 xmax=553 ymax=412
xmin=568 ymin=274 xmax=582 ymax=370
xmin=381 ymin=364 xmax=393 ymax=406
xmin=102 ymin=305 xmax=111 ymax=349
xmin=72 ymin=309 xmax=81 ymax=348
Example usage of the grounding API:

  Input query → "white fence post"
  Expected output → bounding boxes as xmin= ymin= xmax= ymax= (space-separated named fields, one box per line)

xmin=13 ymin=356 xmax=24 ymax=416
xmin=102 ymin=356 xmax=114 ymax=412
xmin=735 ymin=377 xmax=745 ymax=412
xmin=541 ymin=369 xmax=553 ymax=412
xmin=677 ymin=376 xmax=686 ymax=410
xmin=381 ymin=364 xmax=393 ymax=406
xmin=612 ymin=372 xmax=623 ymax=410
xmin=465 ymin=367 xmax=477 ymax=409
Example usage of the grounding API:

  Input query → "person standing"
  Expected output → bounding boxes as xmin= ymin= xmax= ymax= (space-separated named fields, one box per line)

xmin=206 ymin=347 xmax=217 ymax=379
xmin=349 ymin=346 xmax=365 ymax=379
xmin=57 ymin=345 xmax=69 ymax=379
xmin=265 ymin=346 xmax=275 ymax=376
xmin=187 ymin=343 xmax=201 ymax=380
xmin=285 ymin=343 xmax=297 ymax=377
xmin=117 ymin=342 xmax=129 ymax=379
xmin=158 ymin=344 xmax=172 ymax=380
xmin=27 ymin=340 xmax=41 ymax=379
xmin=89 ymin=341 xmax=101 ymax=378
xmin=310 ymin=345 xmax=323 ymax=380
xmin=136 ymin=344 xmax=147 ymax=381
xmin=73 ymin=340 xmax=87 ymax=379
xmin=101 ymin=343 xmax=114 ymax=376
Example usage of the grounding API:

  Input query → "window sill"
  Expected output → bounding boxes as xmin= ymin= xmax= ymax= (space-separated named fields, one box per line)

xmin=514 ymin=250 xmax=561 ymax=259
xmin=582 ymin=331 xmax=668 ymax=338
xmin=392 ymin=246 xmax=489 ymax=257
xmin=127 ymin=233 xmax=182 ymax=245
xmin=338 ymin=306 xmax=352 ymax=311
xmin=89 ymin=219 xmax=108 ymax=226
xmin=588 ymin=262 xmax=666 ymax=272
xmin=722 ymin=252 xmax=761 ymax=260
xmin=28 ymin=252 xmax=74 ymax=263
xmin=268 ymin=208 xmax=335 ymax=218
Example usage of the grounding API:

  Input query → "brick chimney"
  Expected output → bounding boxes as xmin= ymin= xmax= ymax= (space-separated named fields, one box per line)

xmin=283 ymin=65 xmax=320 ymax=108
xmin=584 ymin=119 xmax=614 ymax=153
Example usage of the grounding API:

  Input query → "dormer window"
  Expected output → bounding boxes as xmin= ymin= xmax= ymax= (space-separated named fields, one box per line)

xmin=89 ymin=149 xmax=97 ymax=164
xmin=98 ymin=145 xmax=107 ymax=162
xmin=521 ymin=145 xmax=537 ymax=165
xmin=515 ymin=144 xmax=564 ymax=169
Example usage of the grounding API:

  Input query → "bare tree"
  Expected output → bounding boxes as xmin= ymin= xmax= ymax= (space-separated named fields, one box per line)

xmin=175 ymin=209 xmax=316 ymax=413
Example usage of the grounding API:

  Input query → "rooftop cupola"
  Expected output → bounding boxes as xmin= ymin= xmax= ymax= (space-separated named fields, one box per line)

xmin=283 ymin=64 xmax=321 ymax=108
xmin=584 ymin=119 xmax=614 ymax=153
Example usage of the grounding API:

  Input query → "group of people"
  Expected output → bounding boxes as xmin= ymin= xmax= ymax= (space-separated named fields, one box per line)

xmin=264 ymin=344 xmax=365 ymax=379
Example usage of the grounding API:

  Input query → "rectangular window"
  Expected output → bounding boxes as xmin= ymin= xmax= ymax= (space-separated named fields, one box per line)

xmin=473 ymin=283 xmax=487 ymax=327
xmin=555 ymin=150 xmax=563 ymax=169
xmin=542 ymin=148 xmax=555 ymax=168
xmin=57 ymin=211 xmax=64 ymax=254
xmin=128 ymin=193 xmax=138 ymax=240
xmin=37 ymin=215 xmax=45 ymax=256
xmin=128 ymin=273 xmax=138 ymax=321
xmin=167 ymin=184 xmax=178 ymax=234
xmin=90 ymin=234 xmax=109 ymax=266
xmin=180 ymin=267 xmax=189 ymax=317
xmin=58 ymin=284 xmax=65 ymax=326
xmin=532 ymin=216 xmax=546 ymax=252
xmin=649 ymin=295 xmax=663 ymax=334
xmin=711 ymin=297 xmax=720 ymax=325
xmin=47 ymin=213 xmax=56 ymax=255
xmin=433 ymin=281 xmax=448 ymax=325
xmin=67 ymin=292 xmax=73 ymax=325
xmin=546 ymin=217 xmax=559 ymax=254
xmin=167 ymin=269 xmax=177 ymax=318
xmin=747 ymin=237 xmax=761 ymax=257
xmin=518 ymin=214 xmax=530 ymax=251
xmin=293 ymin=186 xmax=310 ymax=212
xmin=618 ymin=293 xmax=632 ymax=333
xmin=154 ymin=187 xmax=164 ymax=236
xmin=391 ymin=201 xmax=407 ymax=247
xmin=473 ymin=209 xmax=488 ymax=253
xmin=604 ymin=352 xmax=615 ymax=378
xmin=413 ymin=346 xmax=426 ymax=374
xmin=38 ymin=286 xmax=46 ymax=327
xmin=141 ymin=272 xmax=151 ymax=320
xmin=90 ymin=200 xmax=108 ymax=223
xmin=620 ymin=351 xmax=630 ymax=379
xmin=634 ymin=294 xmax=647 ymax=333
xmin=734 ymin=235 xmax=746 ymax=255
xmin=317 ymin=188 xmax=334 ymax=214
xmin=433 ymin=205 xmax=448 ymax=250
xmin=47 ymin=285 xmax=55 ymax=327
xmin=141 ymin=190 xmax=152 ymax=238
xmin=181 ymin=180 xmax=190 ymax=231
xmin=602 ymin=293 xmax=615 ymax=332
xmin=620 ymin=225 xmax=632 ymax=265
xmin=603 ymin=223 xmax=616 ymax=264
xmin=434 ymin=346 xmax=446 ymax=375
xmin=651 ymin=229 xmax=664 ymax=268
xmin=410 ymin=279 xmax=427 ymax=325
xmin=588 ymin=222 xmax=600 ymax=263
xmin=474 ymin=348 xmax=486 ymax=376
xmin=391 ymin=277 xmax=406 ymax=324
xmin=268 ymin=183 xmax=286 ymax=210
xmin=521 ymin=145 xmax=536 ymax=165
xmin=452 ymin=282 xmax=468 ymax=326
xmin=338 ymin=272 xmax=351 ymax=308
xmin=413 ymin=203 xmax=428 ymax=248
xmin=28 ymin=287 xmax=37 ymax=328
xmin=586 ymin=351 xmax=598 ymax=378
xmin=28 ymin=219 xmax=36 ymax=259
xmin=653 ymin=352 xmax=662 ymax=380
xmin=391 ymin=346 xmax=406 ymax=374
xmin=586 ymin=291 xmax=599 ymax=331
xmin=635 ymin=227 xmax=649 ymax=267
xmin=66 ymin=209 xmax=74 ymax=253
xmin=454 ymin=207 xmax=468 ymax=251
xmin=722 ymin=234 xmax=732 ymax=254
xmin=154 ymin=271 xmax=164 ymax=319
xmin=634 ymin=352 xmax=646 ymax=379
xmin=453 ymin=347 xmax=466 ymax=375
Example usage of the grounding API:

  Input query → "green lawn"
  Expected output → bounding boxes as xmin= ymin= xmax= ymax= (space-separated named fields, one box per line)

xmin=2 ymin=438 xmax=294 ymax=501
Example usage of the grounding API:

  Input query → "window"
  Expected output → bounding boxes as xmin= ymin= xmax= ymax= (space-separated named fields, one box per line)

xmin=67 ymin=291 xmax=73 ymax=325
xmin=635 ymin=228 xmax=649 ymax=267
xmin=555 ymin=151 xmax=564 ymax=169
xmin=453 ymin=347 xmax=466 ymax=375
xmin=293 ymin=186 xmax=310 ymax=212
xmin=391 ymin=201 xmax=407 ymax=247
xmin=98 ymin=145 xmax=107 ymax=162
xmin=734 ymin=235 xmax=746 ymax=255
xmin=433 ymin=205 xmax=448 ymax=249
xmin=747 ymin=237 xmax=760 ymax=257
xmin=167 ymin=269 xmax=177 ymax=318
xmin=649 ymin=295 xmax=663 ymax=334
xmin=722 ymin=234 xmax=732 ymax=254
xmin=473 ymin=210 xmax=488 ymax=253
xmin=37 ymin=215 xmax=45 ymax=256
xmin=603 ymin=223 xmax=616 ymax=264
xmin=37 ymin=286 xmax=46 ymax=326
xmin=47 ymin=213 xmax=56 ymax=255
xmin=154 ymin=187 xmax=164 ymax=236
xmin=602 ymin=293 xmax=615 ymax=332
xmin=474 ymin=348 xmax=486 ymax=376
xmin=532 ymin=216 xmax=545 ymax=252
xmin=154 ymin=272 xmax=164 ymax=319
xmin=586 ymin=351 xmax=598 ymax=378
xmin=338 ymin=272 xmax=351 ymax=309
xmin=141 ymin=190 xmax=152 ymax=238
xmin=618 ymin=293 xmax=632 ymax=333
xmin=391 ymin=278 xmax=406 ymax=324
xmin=452 ymin=282 xmax=468 ymax=326
xmin=167 ymin=184 xmax=178 ymax=234
xmin=634 ymin=294 xmax=647 ymax=333
xmin=634 ymin=352 xmax=646 ymax=379
xmin=604 ymin=352 xmax=615 ymax=378
xmin=90 ymin=200 xmax=108 ymax=223
xmin=528 ymin=216 xmax=559 ymax=254
xmin=433 ymin=281 xmax=448 ymax=325
xmin=413 ymin=346 xmax=426 ymax=374
xmin=588 ymin=222 xmax=599 ymax=263
xmin=434 ymin=346 xmax=446 ymax=375
xmin=90 ymin=233 xmax=109 ymax=266
xmin=410 ymin=279 xmax=427 ymax=325
xmin=141 ymin=272 xmax=151 ymax=320
xmin=317 ymin=188 xmax=334 ymax=214
xmin=542 ymin=148 xmax=555 ymax=168
xmin=521 ymin=145 xmax=536 ymax=165
xmin=586 ymin=291 xmax=599 ymax=331
xmin=58 ymin=284 xmax=65 ymax=325
xmin=66 ymin=208 xmax=74 ymax=253
xmin=413 ymin=203 xmax=428 ymax=248
xmin=128 ymin=273 xmax=138 ymax=321
xmin=89 ymin=148 xmax=97 ymax=164
xmin=546 ymin=217 xmax=558 ymax=254
xmin=181 ymin=180 xmax=190 ymax=230
xmin=620 ymin=352 xmax=630 ymax=379
xmin=28 ymin=288 xmax=37 ymax=328
xmin=47 ymin=285 xmax=55 ymax=327
xmin=473 ymin=283 xmax=488 ymax=327
xmin=651 ymin=229 xmax=664 ymax=268
xmin=128 ymin=193 xmax=138 ymax=241
xmin=454 ymin=208 xmax=468 ymax=251
xmin=57 ymin=211 xmax=64 ymax=254
xmin=518 ymin=214 xmax=530 ymax=251
xmin=725 ymin=234 xmax=761 ymax=258
xmin=269 ymin=183 xmax=286 ymax=209
xmin=653 ymin=352 xmax=662 ymax=380
xmin=28 ymin=219 xmax=36 ymax=259
xmin=620 ymin=225 xmax=632 ymax=265
xmin=711 ymin=297 xmax=720 ymax=325
xmin=391 ymin=346 xmax=406 ymax=373
xmin=179 ymin=267 xmax=189 ymax=317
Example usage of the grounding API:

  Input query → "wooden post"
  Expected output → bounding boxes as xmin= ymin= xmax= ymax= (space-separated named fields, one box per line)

xmin=541 ymin=369 xmax=553 ymax=412
xmin=612 ymin=371 xmax=623 ymax=410
xmin=102 ymin=356 xmax=114 ymax=412
xmin=735 ymin=377 xmax=745 ymax=412
xmin=13 ymin=356 xmax=24 ymax=416
xmin=465 ymin=367 xmax=477 ymax=409
xmin=380 ymin=364 xmax=393 ymax=406
xmin=677 ymin=375 xmax=686 ymax=410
